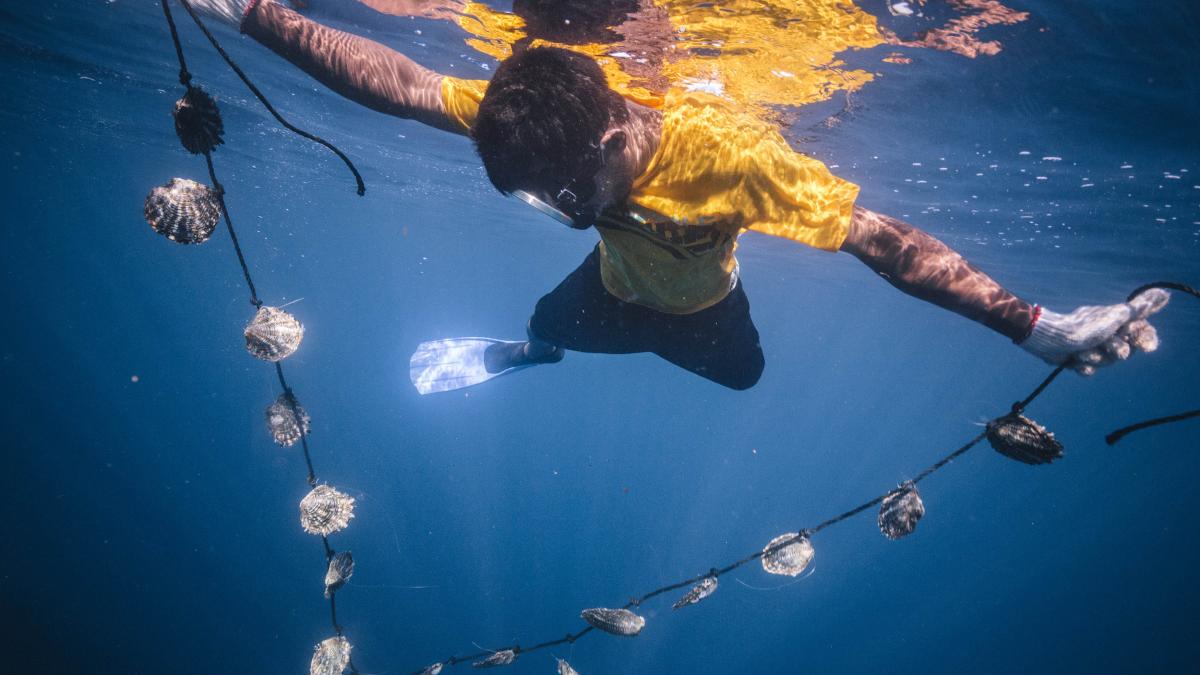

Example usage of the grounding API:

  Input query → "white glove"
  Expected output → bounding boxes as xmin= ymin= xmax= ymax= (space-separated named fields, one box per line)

xmin=186 ymin=0 xmax=257 ymax=27
xmin=1020 ymin=288 xmax=1169 ymax=375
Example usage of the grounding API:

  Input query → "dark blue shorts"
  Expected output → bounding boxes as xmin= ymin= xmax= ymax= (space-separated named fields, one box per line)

xmin=528 ymin=247 xmax=765 ymax=390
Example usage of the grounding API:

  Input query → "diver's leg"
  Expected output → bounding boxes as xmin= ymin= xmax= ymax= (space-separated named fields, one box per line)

xmin=652 ymin=281 xmax=765 ymax=390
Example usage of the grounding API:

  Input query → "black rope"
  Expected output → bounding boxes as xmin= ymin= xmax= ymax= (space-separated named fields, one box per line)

xmin=404 ymin=364 xmax=1069 ymax=674
xmin=159 ymin=1 xmax=352 ymax=667
xmin=175 ymin=0 xmax=366 ymax=196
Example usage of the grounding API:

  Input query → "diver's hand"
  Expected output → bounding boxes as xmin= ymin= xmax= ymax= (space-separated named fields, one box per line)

xmin=1019 ymin=288 xmax=1169 ymax=375
xmin=186 ymin=0 xmax=260 ymax=27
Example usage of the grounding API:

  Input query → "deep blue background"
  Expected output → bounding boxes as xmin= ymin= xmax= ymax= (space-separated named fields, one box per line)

xmin=1 ymin=1 xmax=1198 ymax=673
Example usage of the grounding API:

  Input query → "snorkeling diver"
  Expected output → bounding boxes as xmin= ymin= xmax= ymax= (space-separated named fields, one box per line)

xmin=190 ymin=0 xmax=1171 ymax=394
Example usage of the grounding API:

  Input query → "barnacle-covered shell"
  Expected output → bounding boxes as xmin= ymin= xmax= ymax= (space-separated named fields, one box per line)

xmin=580 ymin=607 xmax=645 ymax=636
xmin=173 ymin=86 xmax=224 ymax=154
xmin=324 ymin=551 xmax=355 ymax=598
xmin=310 ymin=636 xmax=351 ymax=675
xmin=987 ymin=414 xmax=1063 ymax=465
xmin=421 ymin=663 xmax=444 ymax=675
xmin=557 ymin=659 xmax=579 ymax=675
xmin=300 ymin=485 xmax=356 ymax=536
xmin=143 ymin=177 xmax=220 ymax=244
xmin=672 ymin=575 xmax=718 ymax=610
xmin=472 ymin=649 xmax=516 ymax=668
xmin=877 ymin=482 xmax=925 ymax=540
xmin=761 ymin=532 xmax=814 ymax=577
xmin=245 ymin=306 xmax=304 ymax=362
xmin=266 ymin=391 xmax=311 ymax=447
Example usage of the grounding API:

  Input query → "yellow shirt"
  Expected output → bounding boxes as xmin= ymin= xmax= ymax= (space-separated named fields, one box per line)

xmin=440 ymin=82 xmax=858 ymax=314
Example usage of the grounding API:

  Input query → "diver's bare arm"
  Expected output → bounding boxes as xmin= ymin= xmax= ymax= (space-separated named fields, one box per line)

xmin=242 ymin=0 xmax=462 ymax=133
xmin=356 ymin=0 xmax=465 ymax=20
xmin=840 ymin=206 xmax=1037 ymax=341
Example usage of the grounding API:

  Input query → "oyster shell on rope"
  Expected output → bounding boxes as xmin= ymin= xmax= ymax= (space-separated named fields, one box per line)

xmin=672 ymin=575 xmax=718 ymax=610
xmin=300 ymin=485 xmax=356 ymax=536
xmin=324 ymin=551 xmax=355 ymax=598
xmin=580 ymin=607 xmax=645 ymax=637
xmin=877 ymin=482 xmax=925 ymax=540
xmin=266 ymin=391 xmax=310 ymax=447
xmin=173 ymin=86 xmax=224 ymax=155
xmin=761 ymin=532 xmax=815 ymax=577
xmin=310 ymin=636 xmax=351 ymax=675
xmin=245 ymin=306 xmax=304 ymax=362
xmin=987 ymin=414 xmax=1064 ymax=465
xmin=557 ymin=658 xmax=579 ymax=675
xmin=143 ymin=177 xmax=220 ymax=244
xmin=420 ymin=663 xmax=444 ymax=675
xmin=472 ymin=649 xmax=516 ymax=668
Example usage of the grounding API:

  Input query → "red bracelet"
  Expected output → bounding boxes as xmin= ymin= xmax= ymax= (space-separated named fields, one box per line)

xmin=1015 ymin=304 xmax=1042 ymax=344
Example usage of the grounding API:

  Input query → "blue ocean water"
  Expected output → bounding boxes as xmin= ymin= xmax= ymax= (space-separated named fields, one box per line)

xmin=1 ymin=1 xmax=1198 ymax=673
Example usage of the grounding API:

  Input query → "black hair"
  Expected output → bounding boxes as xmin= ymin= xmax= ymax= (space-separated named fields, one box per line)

xmin=472 ymin=46 xmax=629 ymax=195
xmin=512 ymin=0 xmax=640 ymax=45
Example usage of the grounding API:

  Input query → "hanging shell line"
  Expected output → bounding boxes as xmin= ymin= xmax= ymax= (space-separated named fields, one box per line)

xmin=155 ymin=1 xmax=360 ymax=672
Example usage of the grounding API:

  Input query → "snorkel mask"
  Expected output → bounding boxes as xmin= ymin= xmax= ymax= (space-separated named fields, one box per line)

xmin=510 ymin=144 xmax=605 ymax=230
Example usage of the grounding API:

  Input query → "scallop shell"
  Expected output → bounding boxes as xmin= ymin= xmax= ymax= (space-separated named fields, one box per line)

xmin=245 ymin=306 xmax=304 ymax=362
xmin=310 ymin=636 xmax=351 ymax=675
xmin=143 ymin=178 xmax=220 ymax=244
xmin=472 ymin=649 xmax=516 ymax=668
xmin=421 ymin=663 xmax=444 ymax=675
xmin=300 ymin=485 xmax=356 ymax=536
xmin=324 ymin=551 xmax=355 ymax=598
xmin=266 ymin=391 xmax=310 ymax=447
xmin=557 ymin=659 xmax=579 ymax=675
xmin=987 ymin=414 xmax=1063 ymax=465
xmin=877 ymin=482 xmax=925 ymax=540
xmin=580 ymin=607 xmax=645 ymax=637
xmin=672 ymin=575 xmax=718 ymax=610
xmin=761 ymin=532 xmax=814 ymax=577
xmin=173 ymin=86 xmax=224 ymax=155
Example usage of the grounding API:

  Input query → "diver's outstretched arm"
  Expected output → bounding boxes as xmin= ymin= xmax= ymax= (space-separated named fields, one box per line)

xmin=191 ymin=0 xmax=465 ymax=133
xmin=840 ymin=206 xmax=1169 ymax=374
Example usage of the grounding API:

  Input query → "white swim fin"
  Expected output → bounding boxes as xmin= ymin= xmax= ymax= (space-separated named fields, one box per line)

xmin=409 ymin=337 xmax=531 ymax=395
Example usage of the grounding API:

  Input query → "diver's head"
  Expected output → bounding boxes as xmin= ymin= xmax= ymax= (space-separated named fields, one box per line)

xmin=512 ymin=0 xmax=640 ymax=45
xmin=472 ymin=46 xmax=633 ymax=229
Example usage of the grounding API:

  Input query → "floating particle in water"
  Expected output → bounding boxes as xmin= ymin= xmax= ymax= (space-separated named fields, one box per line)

xmin=761 ymin=532 xmax=814 ymax=577
xmin=245 ymin=306 xmax=304 ymax=362
xmin=581 ymin=607 xmax=646 ymax=636
xmin=472 ymin=650 xmax=516 ymax=668
xmin=557 ymin=659 xmax=579 ymax=675
xmin=877 ymin=482 xmax=925 ymax=540
xmin=1042 ymin=156 xmax=1062 ymax=161
xmin=672 ymin=575 xmax=718 ymax=610
xmin=1120 ymin=164 xmax=1133 ymax=169
xmin=987 ymin=414 xmax=1063 ymax=465
xmin=300 ymin=485 xmax=356 ymax=536
xmin=421 ymin=663 xmax=443 ymax=675
xmin=310 ymin=636 xmax=351 ymax=675
xmin=324 ymin=551 xmax=355 ymax=598
xmin=1018 ymin=150 xmax=1031 ymax=156
xmin=266 ymin=391 xmax=310 ymax=447
xmin=143 ymin=178 xmax=220 ymax=244
xmin=173 ymin=86 xmax=224 ymax=155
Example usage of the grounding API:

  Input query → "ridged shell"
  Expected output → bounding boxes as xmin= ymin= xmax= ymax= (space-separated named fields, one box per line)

xmin=245 ymin=306 xmax=304 ymax=362
xmin=421 ymin=663 xmax=444 ymax=675
xmin=672 ymin=575 xmax=718 ymax=610
xmin=143 ymin=178 xmax=220 ymax=244
xmin=266 ymin=391 xmax=311 ymax=447
xmin=472 ymin=649 xmax=516 ymax=668
xmin=173 ymin=86 xmax=224 ymax=155
xmin=310 ymin=636 xmax=351 ymax=675
xmin=557 ymin=658 xmax=579 ymax=675
xmin=877 ymin=483 xmax=925 ymax=540
xmin=580 ymin=607 xmax=645 ymax=636
xmin=300 ymin=485 xmax=356 ymax=536
xmin=761 ymin=532 xmax=815 ymax=577
xmin=324 ymin=550 xmax=355 ymax=598
xmin=987 ymin=414 xmax=1063 ymax=465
